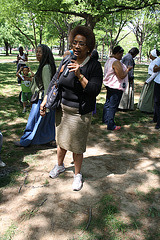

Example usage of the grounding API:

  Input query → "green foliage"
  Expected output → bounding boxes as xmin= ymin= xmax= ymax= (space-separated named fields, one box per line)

xmin=1 ymin=0 xmax=160 ymax=56
xmin=147 ymin=169 xmax=160 ymax=176
xmin=129 ymin=9 xmax=160 ymax=61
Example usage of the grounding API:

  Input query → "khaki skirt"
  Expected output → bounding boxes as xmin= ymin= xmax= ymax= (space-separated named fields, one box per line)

xmin=55 ymin=104 xmax=92 ymax=154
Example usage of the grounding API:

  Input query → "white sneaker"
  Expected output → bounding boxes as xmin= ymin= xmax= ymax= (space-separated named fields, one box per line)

xmin=72 ymin=173 xmax=83 ymax=191
xmin=0 ymin=160 xmax=6 ymax=167
xmin=49 ymin=164 xmax=65 ymax=178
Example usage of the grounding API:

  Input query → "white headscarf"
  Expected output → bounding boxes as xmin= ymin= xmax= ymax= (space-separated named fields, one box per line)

xmin=150 ymin=49 xmax=158 ymax=58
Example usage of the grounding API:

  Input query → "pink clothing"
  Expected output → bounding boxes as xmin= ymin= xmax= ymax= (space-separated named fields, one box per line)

xmin=103 ymin=57 xmax=128 ymax=91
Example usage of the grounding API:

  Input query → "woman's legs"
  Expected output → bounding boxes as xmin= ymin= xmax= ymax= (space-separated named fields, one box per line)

xmin=57 ymin=146 xmax=67 ymax=165
xmin=73 ymin=153 xmax=83 ymax=175
xmin=49 ymin=146 xmax=66 ymax=178
xmin=72 ymin=153 xmax=83 ymax=191
xmin=50 ymin=147 xmax=83 ymax=190
xmin=103 ymin=87 xmax=123 ymax=130
xmin=57 ymin=147 xmax=83 ymax=174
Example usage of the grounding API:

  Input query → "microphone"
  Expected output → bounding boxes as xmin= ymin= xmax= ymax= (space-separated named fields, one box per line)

xmin=63 ymin=55 xmax=77 ymax=77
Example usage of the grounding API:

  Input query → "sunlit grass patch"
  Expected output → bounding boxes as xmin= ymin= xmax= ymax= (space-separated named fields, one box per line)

xmin=0 ymin=223 xmax=18 ymax=240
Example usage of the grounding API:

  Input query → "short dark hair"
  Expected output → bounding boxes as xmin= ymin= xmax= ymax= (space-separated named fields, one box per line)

xmin=129 ymin=47 xmax=139 ymax=56
xmin=19 ymin=46 xmax=23 ymax=51
xmin=112 ymin=46 xmax=124 ymax=55
xmin=69 ymin=25 xmax=95 ymax=54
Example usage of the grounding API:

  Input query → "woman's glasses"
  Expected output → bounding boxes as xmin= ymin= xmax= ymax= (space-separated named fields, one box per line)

xmin=72 ymin=41 xmax=86 ymax=47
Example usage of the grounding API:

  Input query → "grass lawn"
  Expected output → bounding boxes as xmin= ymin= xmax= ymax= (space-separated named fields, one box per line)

xmin=0 ymin=61 xmax=160 ymax=240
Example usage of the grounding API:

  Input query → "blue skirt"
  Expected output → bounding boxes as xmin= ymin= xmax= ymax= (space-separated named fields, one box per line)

xmin=20 ymin=99 xmax=55 ymax=147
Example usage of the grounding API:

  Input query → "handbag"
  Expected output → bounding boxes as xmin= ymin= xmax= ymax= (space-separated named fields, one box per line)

xmin=45 ymin=64 xmax=65 ymax=110
xmin=30 ymin=91 xmax=39 ymax=104
xmin=45 ymin=80 xmax=61 ymax=110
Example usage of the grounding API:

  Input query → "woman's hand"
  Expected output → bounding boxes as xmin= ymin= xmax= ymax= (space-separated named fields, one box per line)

xmin=67 ymin=60 xmax=81 ymax=78
xmin=127 ymin=66 xmax=133 ymax=72
xmin=40 ymin=95 xmax=47 ymax=117
xmin=67 ymin=60 xmax=88 ymax=88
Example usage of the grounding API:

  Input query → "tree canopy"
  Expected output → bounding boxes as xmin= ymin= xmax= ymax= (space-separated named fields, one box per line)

xmin=19 ymin=0 xmax=160 ymax=29
xmin=0 ymin=0 xmax=160 ymax=58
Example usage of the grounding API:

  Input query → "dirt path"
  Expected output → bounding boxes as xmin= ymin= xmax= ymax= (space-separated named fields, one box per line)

xmin=0 ymin=122 xmax=160 ymax=240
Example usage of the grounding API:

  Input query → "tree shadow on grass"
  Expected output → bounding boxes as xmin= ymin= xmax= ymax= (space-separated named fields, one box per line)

xmin=0 ymin=144 xmax=57 ymax=188
xmin=6 ymin=150 xmax=159 ymax=240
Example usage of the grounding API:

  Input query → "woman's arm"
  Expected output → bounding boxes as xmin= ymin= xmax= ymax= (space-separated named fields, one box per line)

xmin=42 ymin=65 xmax=52 ymax=96
xmin=153 ymin=64 xmax=160 ymax=72
xmin=40 ymin=95 xmax=48 ymax=117
xmin=29 ymin=67 xmax=34 ymax=77
xmin=16 ymin=66 xmax=23 ymax=77
xmin=112 ymin=60 xmax=132 ymax=79
xmin=68 ymin=59 xmax=103 ymax=96
xmin=145 ymin=72 xmax=158 ymax=84
xmin=67 ymin=60 xmax=88 ymax=88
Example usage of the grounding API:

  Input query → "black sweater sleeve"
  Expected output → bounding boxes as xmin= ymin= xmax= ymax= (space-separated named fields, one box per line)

xmin=82 ymin=60 xmax=103 ymax=97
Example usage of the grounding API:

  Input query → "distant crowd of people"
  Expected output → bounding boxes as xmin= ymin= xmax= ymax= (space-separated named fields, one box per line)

xmin=1 ymin=25 xmax=160 ymax=191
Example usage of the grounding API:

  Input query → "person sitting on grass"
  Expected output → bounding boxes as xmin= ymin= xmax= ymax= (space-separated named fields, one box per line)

xmin=16 ymin=66 xmax=34 ymax=113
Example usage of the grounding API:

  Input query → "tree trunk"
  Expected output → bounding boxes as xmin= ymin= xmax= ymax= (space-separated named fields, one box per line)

xmin=62 ymin=37 xmax=65 ymax=55
xmin=40 ymin=25 xmax=43 ymax=44
xmin=59 ymin=39 xmax=62 ymax=55
xmin=4 ymin=40 xmax=9 ymax=56
xmin=101 ymin=39 xmax=105 ymax=61
xmin=139 ymin=44 xmax=142 ymax=63
xmin=30 ymin=12 xmax=37 ymax=48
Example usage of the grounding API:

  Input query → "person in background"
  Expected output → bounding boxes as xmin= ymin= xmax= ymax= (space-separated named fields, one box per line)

xmin=103 ymin=46 xmax=133 ymax=130
xmin=16 ymin=66 xmax=34 ymax=113
xmin=0 ymin=131 xmax=6 ymax=167
xmin=63 ymin=49 xmax=74 ymax=58
xmin=40 ymin=26 xmax=103 ymax=191
xmin=118 ymin=47 xmax=139 ymax=110
xmin=151 ymin=53 xmax=160 ymax=129
xmin=14 ymin=44 xmax=57 ymax=147
xmin=16 ymin=47 xmax=28 ymax=85
xmin=138 ymin=49 xmax=159 ymax=113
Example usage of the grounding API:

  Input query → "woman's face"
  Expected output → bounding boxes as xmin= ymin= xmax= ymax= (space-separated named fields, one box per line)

xmin=36 ymin=47 xmax=43 ymax=62
xmin=149 ymin=53 xmax=156 ymax=60
xmin=72 ymin=34 xmax=90 ymax=60
xmin=116 ymin=52 xmax=124 ymax=60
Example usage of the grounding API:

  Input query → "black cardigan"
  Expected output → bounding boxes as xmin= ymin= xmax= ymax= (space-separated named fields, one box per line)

xmin=47 ymin=56 xmax=103 ymax=115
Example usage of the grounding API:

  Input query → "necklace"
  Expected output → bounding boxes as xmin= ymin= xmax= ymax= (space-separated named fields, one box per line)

xmin=79 ymin=56 xmax=90 ymax=67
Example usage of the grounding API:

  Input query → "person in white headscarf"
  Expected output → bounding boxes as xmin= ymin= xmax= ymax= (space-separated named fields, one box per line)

xmin=137 ymin=49 xmax=160 ymax=113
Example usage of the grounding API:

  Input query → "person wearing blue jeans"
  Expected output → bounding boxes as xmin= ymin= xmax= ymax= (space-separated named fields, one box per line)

xmin=102 ymin=46 xmax=133 ymax=131
xmin=0 ymin=131 xmax=6 ymax=167
xmin=103 ymin=87 xmax=123 ymax=130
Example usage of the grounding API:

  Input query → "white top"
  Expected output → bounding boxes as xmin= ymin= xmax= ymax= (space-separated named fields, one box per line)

xmin=148 ymin=59 xmax=157 ymax=75
xmin=154 ymin=57 xmax=160 ymax=84
xmin=103 ymin=57 xmax=128 ymax=91
xmin=145 ymin=58 xmax=159 ymax=84
xmin=18 ymin=53 xmax=26 ymax=64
